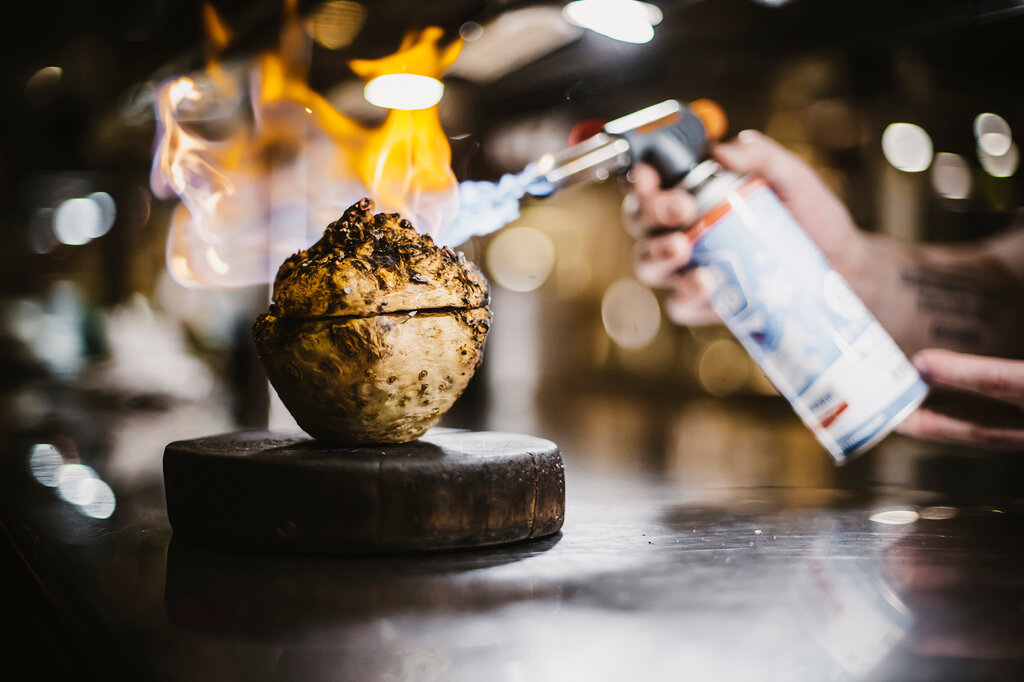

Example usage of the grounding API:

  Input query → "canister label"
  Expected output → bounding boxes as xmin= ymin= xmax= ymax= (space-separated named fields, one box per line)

xmin=690 ymin=178 xmax=928 ymax=462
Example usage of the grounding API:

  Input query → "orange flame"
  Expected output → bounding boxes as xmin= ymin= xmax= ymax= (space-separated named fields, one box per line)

xmin=201 ymin=3 xmax=233 ymax=56
xmin=347 ymin=27 xmax=461 ymax=220
xmin=151 ymin=2 xmax=462 ymax=288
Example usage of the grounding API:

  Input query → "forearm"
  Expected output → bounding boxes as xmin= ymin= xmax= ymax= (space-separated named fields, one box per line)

xmin=840 ymin=227 xmax=1024 ymax=359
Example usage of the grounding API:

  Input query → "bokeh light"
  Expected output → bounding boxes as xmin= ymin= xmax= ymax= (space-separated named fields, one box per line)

xmin=363 ymin=74 xmax=444 ymax=110
xmin=30 ymin=443 xmax=117 ymax=519
xmin=88 ymin=192 xmax=117 ymax=238
xmin=26 ymin=65 xmax=63 ymax=89
xmin=29 ymin=443 xmax=64 ymax=487
xmin=52 ymin=193 xmax=117 ymax=246
xmin=459 ymin=21 xmax=484 ymax=42
xmin=601 ymin=278 xmax=661 ymax=349
xmin=973 ymin=112 xmax=1012 ymax=156
xmin=562 ymin=0 xmax=662 ymax=44
xmin=305 ymin=1 xmax=366 ymax=50
xmin=57 ymin=463 xmax=101 ymax=506
xmin=53 ymin=197 xmax=103 ymax=245
xmin=25 ymin=65 xmax=63 ymax=106
xmin=930 ymin=152 xmax=972 ymax=199
xmin=978 ymin=140 xmax=1019 ymax=178
xmin=869 ymin=509 xmax=919 ymax=525
xmin=696 ymin=338 xmax=750 ymax=397
xmin=29 ymin=208 xmax=58 ymax=254
xmin=486 ymin=226 xmax=556 ymax=292
xmin=80 ymin=479 xmax=117 ymax=519
xmin=881 ymin=123 xmax=933 ymax=173
xmin=919 ymin=506 xmax=958 ymax=520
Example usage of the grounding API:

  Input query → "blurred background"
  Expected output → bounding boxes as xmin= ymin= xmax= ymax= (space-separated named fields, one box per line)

xmin=2 ymin=0 xmax=1023 ymax=510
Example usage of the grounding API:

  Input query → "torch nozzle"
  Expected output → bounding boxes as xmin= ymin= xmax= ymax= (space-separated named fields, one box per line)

xmin=524 ymin=133 xmax=633 ymax=197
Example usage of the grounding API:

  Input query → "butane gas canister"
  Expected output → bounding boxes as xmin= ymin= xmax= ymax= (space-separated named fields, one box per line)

xmin=681 ymin=160 xmax=929 ymax=463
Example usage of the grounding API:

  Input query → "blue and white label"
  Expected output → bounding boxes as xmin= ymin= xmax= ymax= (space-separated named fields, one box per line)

xmin=691 ymin=180 xmax=928 ymax=462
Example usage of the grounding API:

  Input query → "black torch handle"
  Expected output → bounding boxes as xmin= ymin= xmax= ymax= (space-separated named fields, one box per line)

xmin=619 ymin=107 xmax=711 ymax=188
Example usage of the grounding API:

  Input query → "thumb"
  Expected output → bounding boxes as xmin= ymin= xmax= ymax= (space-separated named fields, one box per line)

xmin=712 ymin=130 xmax=819 ymax=202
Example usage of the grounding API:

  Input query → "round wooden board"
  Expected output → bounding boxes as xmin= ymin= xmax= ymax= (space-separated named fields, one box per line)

xmin=163 ymin=428 xmax=565 ymax=554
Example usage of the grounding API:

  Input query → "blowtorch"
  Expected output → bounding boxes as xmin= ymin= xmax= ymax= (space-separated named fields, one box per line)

xmin=443 ymin=98 xmax=727 ymax=246
xmin=523 ymin=98 xmax=729 ymax=197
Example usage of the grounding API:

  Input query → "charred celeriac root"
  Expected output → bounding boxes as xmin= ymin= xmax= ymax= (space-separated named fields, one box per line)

xmin=253 ymin=198 xmax=491 ymax=444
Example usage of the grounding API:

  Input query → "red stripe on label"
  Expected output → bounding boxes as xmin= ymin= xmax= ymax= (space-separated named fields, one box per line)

xmin=686 ymin=177 xmax=767 ymax=245
xmin=820 ymin=401 xmax=849 ymax=429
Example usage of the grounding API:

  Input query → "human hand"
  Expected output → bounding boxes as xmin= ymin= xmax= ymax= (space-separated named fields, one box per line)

xmin=897 ymin=349 xmax=1024 ymax=450
xmin=622 ymin=162 xmax=717 ymax=324
xmin=622 ymin=130 xmax=864 ymax=325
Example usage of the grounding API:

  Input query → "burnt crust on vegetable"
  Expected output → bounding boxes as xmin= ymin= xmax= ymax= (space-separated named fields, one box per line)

xmin=271 ymin=197 xmax=489 ymax=319
xmin=253 ymin=198 xmax=492 ymax=445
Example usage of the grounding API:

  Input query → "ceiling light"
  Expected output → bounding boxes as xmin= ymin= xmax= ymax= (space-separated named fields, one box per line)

xmin=563 ymin=0 xmax=663 ymax=44
xmin=363 ymin=74 xmax=444 ymax=110
xmin=448 ymin=7 xmax=583 ymax=84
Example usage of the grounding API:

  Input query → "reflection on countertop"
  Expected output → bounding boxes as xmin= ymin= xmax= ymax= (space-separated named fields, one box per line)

xmin=3 ymin=370 xmax=1024 ymax=681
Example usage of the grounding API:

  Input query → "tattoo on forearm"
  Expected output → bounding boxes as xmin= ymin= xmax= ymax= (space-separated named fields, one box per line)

xmin=929 ymin=325 xmax=981 ymax=346
xmin=900 ymin=267 xmax=1012 ymax=353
